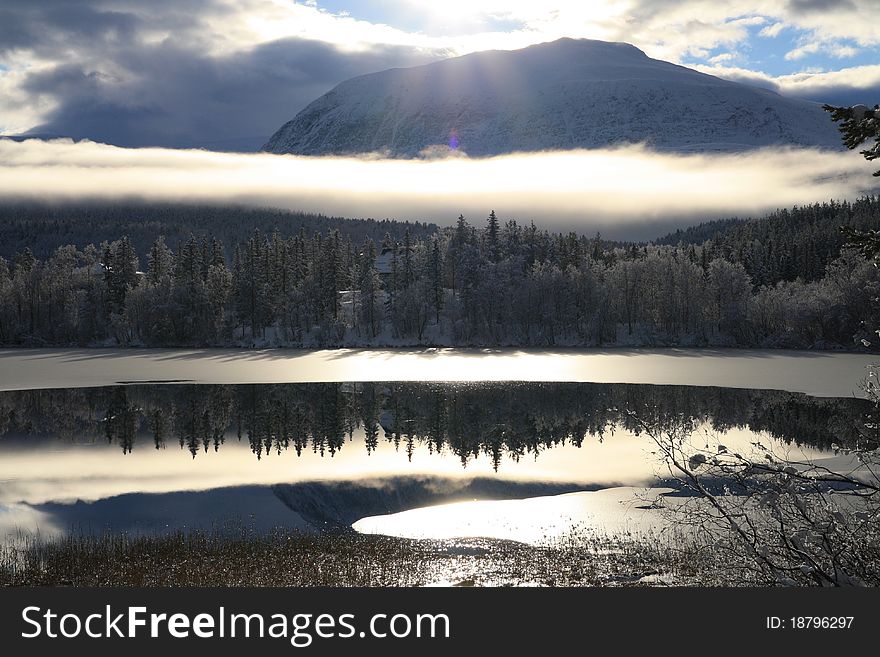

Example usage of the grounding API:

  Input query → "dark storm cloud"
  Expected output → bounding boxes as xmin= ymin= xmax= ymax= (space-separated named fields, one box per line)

xmin=22 ymin=38 xmax=436 ymax=150
xmin=786 ymin=0 xmax=857 ymax=15
xmin=1 ymin=1 xmax=438 ymax=150
xmin=0 ymin=0 xmax=205 ymax=56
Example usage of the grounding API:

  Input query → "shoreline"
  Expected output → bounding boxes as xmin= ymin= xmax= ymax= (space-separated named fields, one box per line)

xmin=0 ymin=346 xmax=874 ymax=397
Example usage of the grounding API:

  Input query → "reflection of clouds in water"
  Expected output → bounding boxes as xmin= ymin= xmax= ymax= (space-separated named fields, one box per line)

xmin=0 ymin=429 xmax=654 ymax=506
xmin=0 ymin=425 xmax=818 ymax=509
xmin=0 ymin=503 xmax=62 ymax=540
xmin=0 ymin=139 xmax=875 ymax=238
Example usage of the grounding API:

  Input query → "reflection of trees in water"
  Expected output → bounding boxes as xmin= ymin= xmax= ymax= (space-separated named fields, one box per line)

xmin=0 ymin=383 xmax=871 ymax=468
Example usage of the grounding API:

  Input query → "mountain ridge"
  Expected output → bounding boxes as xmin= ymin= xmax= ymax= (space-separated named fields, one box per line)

xmin=263 ymin=37 xmax=842 ymax=157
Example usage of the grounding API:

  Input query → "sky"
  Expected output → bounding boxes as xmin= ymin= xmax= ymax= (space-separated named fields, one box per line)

xmin=0 ymin=1 xmax=878 ymax=235
xmin=1 ymin=0 xmax=879 ymax=148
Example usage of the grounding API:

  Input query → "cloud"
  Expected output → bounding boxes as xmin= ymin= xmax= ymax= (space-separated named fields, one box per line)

xmin=786 ymin=0 xmax=856 ymax=16
xmin=693 ymin=62 xmax=880 ymax=105
xmin=0 ymin=1 xmax=443 ymax=145
xmin=2 ymin=1 xmax=879 ymax=147
xmin=16 ymin=37 xmax=437 ymax=150
xmin=785 ymin=38 xmax=859 ymax=62
xmin=785 ymin=41 xmax=821 ymax=60
xmin=708 ymin=52 xmax=737 ymax=64
xmin=776 ymin=64 xmax=880 ymax=103
xmin=759 ymin=22 xmax=786 ymax=38
xmin=828 ymin=44 xmax=859 ymax=58
xmin=0 ymin=138 xmax=876 ymax=240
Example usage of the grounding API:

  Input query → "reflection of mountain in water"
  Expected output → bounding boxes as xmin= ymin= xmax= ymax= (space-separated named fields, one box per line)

xmin=272 ymin=477 xmax=593 ymax=528
xmin=29 ymin=477 xmax=590 ymax=535
xmin=35 ymin=486 xmax=312 ymax=536
xmin=0 ymin=382 xmax=872 ymax=469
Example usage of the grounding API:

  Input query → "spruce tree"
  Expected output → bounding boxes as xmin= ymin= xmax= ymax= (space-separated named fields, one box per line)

xmin=486 ymin=210 xmax=500 ymax=261
xmin=824 ymin=103 xmax=880 ymax=175
xmin=147 ymin=236 xmax=172 ymax=285
xmin=430 ymin=238 xmax=443 ymax=323
xmin=358 ymin=239 xmax=381 ymax=337
xmin=825 ymin=103 xmax=880 ymax=259
xmin=449 ymin=215 xmax=470 ymax=296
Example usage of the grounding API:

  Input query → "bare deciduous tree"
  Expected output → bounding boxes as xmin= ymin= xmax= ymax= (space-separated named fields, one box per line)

xmin=627 ymin=385 xmax=880 ymax=586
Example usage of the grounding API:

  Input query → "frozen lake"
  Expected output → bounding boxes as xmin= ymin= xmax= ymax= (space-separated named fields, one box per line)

xmin=0 ymin=347 xmax=875 ymax=397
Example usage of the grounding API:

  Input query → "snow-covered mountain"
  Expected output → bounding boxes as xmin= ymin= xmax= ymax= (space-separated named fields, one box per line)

xmin=263 ymin=38 xmax=841 ymax=157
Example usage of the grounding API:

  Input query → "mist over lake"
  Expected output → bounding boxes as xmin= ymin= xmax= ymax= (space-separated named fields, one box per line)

xmin=1 ymin=139 xmax=875 ymax=238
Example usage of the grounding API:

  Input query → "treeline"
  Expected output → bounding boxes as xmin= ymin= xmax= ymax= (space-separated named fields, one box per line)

xmin=1 ymin=201 xmax=879 ymax=349
xmin=655 ymin=197 xmax=880 ymax=285
xmin=0 ymin=202 xmax=436 ymax=259
xmin=0 ymin=382 xmax=870 ymax=467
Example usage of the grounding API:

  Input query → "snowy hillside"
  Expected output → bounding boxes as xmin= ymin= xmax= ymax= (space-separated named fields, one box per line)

xmin=263 ymin=37 xmax=842 ymax=157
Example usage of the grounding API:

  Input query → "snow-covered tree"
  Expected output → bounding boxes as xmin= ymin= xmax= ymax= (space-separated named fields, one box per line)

xmin=825 ymin=103 xmax=880 ymax=175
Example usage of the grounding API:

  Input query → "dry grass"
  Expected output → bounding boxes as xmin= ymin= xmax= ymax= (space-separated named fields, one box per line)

xmin=0 ymin=527 xmax=732 ymax=587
